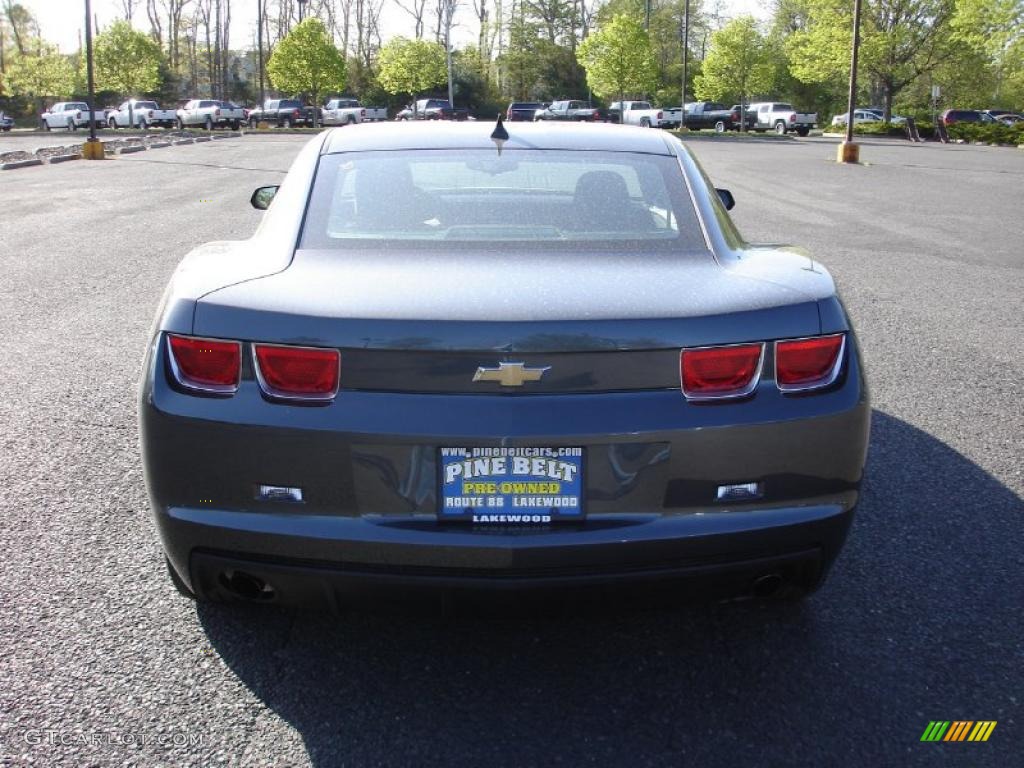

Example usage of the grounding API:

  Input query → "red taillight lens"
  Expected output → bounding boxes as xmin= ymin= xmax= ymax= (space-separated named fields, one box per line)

xmin=254 ymin=344 xmax=340 ymax=400
xmin=790 ymin=114 xmax=796 ymax=122
xmin=167 ymin=334 xmax=241 ymax=393
xmin=215 ymin=108 xmax=221 ymax=116
xmin=681 ymin=343 xmax=763 ymax=400
xmin=776 ymin=334 xmax=845 ymax=391
xmin=657 ymin=111 xmax=663 ymax=119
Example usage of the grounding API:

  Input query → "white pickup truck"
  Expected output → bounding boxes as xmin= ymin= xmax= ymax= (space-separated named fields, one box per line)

xmin=748 ymin=102 xmax=817 ymax=136
xmin=609 ymin=101 xmax=671 ymax=128
xmin=41 ymin=102 xmax=107 ymax=131
xmin=107 ymin=99 xmax=176 ymax=129
xmin=176 ymin=99 xmax=245 ymax=130
xmin=322 ymin=98 xmax=388 ymax=125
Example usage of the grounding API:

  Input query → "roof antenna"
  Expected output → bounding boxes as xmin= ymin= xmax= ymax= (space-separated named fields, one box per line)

xmin=491 ymin=113 xmax=509 ymax=155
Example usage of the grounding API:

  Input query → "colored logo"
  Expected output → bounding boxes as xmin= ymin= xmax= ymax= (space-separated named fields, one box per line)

xmin=920 ymin=721 xmax=997 ymax=742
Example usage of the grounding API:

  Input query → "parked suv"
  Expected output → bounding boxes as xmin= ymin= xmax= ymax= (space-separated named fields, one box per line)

xmin=941 ymin=109 xmax=997 ymax=126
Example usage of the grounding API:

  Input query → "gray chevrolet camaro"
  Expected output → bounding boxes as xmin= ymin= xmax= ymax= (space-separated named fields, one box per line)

xmin=139 ymin=122 xmax=869 ymax=605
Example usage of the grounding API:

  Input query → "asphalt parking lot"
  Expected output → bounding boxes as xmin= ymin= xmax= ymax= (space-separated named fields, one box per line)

xmin=0 ymin=133 xmax=1021 ymax=767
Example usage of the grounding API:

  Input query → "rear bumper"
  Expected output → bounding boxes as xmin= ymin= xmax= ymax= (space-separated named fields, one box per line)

xmin=164 ymin=501 xmax=854 ymax=604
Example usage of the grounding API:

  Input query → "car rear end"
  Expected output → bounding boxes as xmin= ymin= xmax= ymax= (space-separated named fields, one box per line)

xmin=141 ymin=129 xmax=869 ymax=607
xmin=507 ymin=103 xmax=543 ymax=122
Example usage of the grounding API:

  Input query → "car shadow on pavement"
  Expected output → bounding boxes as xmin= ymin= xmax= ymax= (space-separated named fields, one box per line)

xmin=196 ymin=409 xmax=1023 ymax=767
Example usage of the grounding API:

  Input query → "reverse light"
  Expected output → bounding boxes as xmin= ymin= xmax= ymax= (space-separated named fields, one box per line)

xmin=167 ymin=334 xmax=241 ymax=394
xmin=253 ymin=343 xmax=340 ymax=401
xmin=776 ymin=334 xmax=845 ymax=392
xmin=716 ymin=482 xmax=763 ymax=501
xmin=681 ymin=343 xmax=764 ymax=400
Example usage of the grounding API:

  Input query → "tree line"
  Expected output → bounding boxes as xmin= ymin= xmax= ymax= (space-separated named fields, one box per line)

xmin=0 ymin=0 xmax=1021 ymax=122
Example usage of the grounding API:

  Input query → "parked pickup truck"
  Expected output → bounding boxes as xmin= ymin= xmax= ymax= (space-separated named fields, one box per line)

xmin=176 ymin=99 xmax=244 ymax=130
xmin=107 ymin=99 xmax=176 ymax=129
xmin=322 ymin=98 xmax=387 ymax=125
xmin=748 ymin=102 xmax=817 ymax=136
xmin=608 ymin=101 xmax=671 ymax=128
xmin=247 ymin=98 xmax=319 ymax=128
xmin=41 ymin=102 xmax=107 ymax=131
xmin=671 ymin=101 xmax=737 ymax=132
xmin=534 ymin=100 xmax=604 ymax=122
xmin=397 ymin=99 xmax=469 ymax=121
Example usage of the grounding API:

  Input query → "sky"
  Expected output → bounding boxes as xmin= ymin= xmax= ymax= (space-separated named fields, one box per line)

xmin=22 ymin=0 xmax=772 ymax=54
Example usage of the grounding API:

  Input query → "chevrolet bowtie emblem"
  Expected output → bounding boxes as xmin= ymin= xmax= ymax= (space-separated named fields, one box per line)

xmin=472 ymin=362 xmax=551 ymax=387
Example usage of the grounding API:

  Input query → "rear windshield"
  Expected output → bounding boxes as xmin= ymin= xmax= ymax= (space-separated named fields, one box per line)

xmin=511 ymin=103 xmax=543 ymax=109
xmin=775 ymin=103 xmax=794 ymax=111
xmin=300 ymin=149 xmax=706 ymax=250
xmin=134 ymin=101 xmax=158 ymax=109
xmin=280 ymin=100 xmax=302 ymax=108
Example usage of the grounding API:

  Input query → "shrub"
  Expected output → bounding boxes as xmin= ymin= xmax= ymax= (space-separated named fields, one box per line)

xmin=947 ymin=122 xmax=1024 ymax=144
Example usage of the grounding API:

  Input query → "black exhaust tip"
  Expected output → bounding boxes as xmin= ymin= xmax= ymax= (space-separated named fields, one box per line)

xmin=220 ymin=570 xmax=275 ymax=601
xmin=751 ymin=572 xmax=785 ymax=598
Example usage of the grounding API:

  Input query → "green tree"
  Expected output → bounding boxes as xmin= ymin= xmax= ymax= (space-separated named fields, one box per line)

xmin=785 ymin=0 xmax=961 ymax=121
xmin=94 ymin=20 xmax=163 ymax=95
xmin=4 ymin=41 xmax=74 ymax=110
xmin=576 ymin=14 xmax=658 ymax=101
xmin=376 ymin=37 xmax=447 ymax=113
xmin=267 ymin=18 xmax=346 ymax=126
xmin=694 ymin=15 xmax=774 ymax=121
xmin=94 ymin=20 xmax=163 ymax=126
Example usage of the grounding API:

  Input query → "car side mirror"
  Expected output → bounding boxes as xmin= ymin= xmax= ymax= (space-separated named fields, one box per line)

xmin=250 ymin=185 xmax=279 ymax=210
xmin=716 ymin=188 xmax=735 ymax=210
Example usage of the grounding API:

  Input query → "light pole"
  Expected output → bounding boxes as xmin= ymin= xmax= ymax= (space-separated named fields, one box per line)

xmin=256 ymin=0 xmax=265 ymax=106
xmin=838 ymin=0 xmax=863 ymax=163
xmin=680 ymin=0 xmax=689 ymax=131
xmin=82 ymin=0 xmax=103 ymax=159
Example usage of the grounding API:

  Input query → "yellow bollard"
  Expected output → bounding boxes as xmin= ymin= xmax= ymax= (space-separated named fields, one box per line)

xmin=836 ymin=141 xmax=860 ymax=164
xmin=82 ymin=139 xmax=105 ymax=160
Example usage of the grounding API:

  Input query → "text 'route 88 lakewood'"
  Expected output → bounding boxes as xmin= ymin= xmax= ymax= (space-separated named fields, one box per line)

xmin=440 ymin=447 xmax=585 ymax=523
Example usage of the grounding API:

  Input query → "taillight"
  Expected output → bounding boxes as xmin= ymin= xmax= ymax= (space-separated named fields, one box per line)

xmin=148 ymin=110 xmax=154 ymax=117
xmin=680 ymin=343 xmax=763 ymax=400
xmin=790 ymin=114 xmax=796 ymax=122
xmin=253 ymin=344 xmax=340 ymax=401
xmin=776 ymin=334 xmax=845 ymax=392
xmin=657 ymin=111 xmax=663 ymax=120
xmin=215 ymin=108 xmax=221 ymax=116
xmin=293 ymin=109 xmax=300 ymax=117
xmin=167 ymin=334 xmax=241 ymax=394
xmin=361 ymin=108 xmax=366 ymax=117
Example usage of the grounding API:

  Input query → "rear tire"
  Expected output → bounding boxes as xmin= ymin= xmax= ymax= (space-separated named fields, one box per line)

xmin=67 ymin=119 xmax=76 ymax=132
xmin=774 ymin=120 xmax=787 ymax=135
xmin=346 ymin=116 xmax=356 ymax=126
xmin=108 ymin=118 xmax=118 ymax=130
xmin=140 ymin=118 xmax=149 ymax=130
xmin=231 ymin=120 xmax=240 ymax=130
xmin=177 ymin=118 xmax=185 ymax=130
xmin=796 ymin=126 xmax=810 ymax=137
xmin=282 ymin=117 xmax=292 ymax=128
xmin=714 ymin=120 xmax=726 ymax=133
xmin=640 ymin=117 xmax=650 ymax=128
xmin=43 ymin=120 xmax=51 ymax=131
xmin=205 ymin=116 xmax=214 ymax=131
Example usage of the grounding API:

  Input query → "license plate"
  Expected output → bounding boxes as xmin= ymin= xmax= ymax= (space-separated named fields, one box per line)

xmin=439 ymin=447 xmax=584 ymax=523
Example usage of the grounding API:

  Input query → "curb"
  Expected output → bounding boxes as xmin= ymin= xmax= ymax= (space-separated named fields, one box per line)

xmin=0 ymin=157 xmax=43 ymax=170
xmin=47 ymin=153 xmax=81 ymax=164
xmin=193 ymin=136 xmax=211 ymax=143
xmin=116 ymin=145 xmax=146 ymax=154
xmin=174 ymin=138 xmax=194 ymax=145
xmin=148 ymin=142 xmax=171 ymax=149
